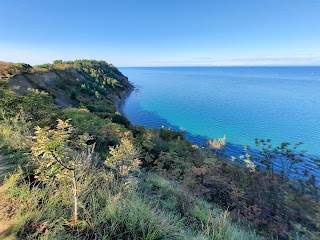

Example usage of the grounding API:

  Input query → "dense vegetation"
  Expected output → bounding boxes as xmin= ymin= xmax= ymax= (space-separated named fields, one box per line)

xmin=0 ymin=60 xmax=319 ymax=239
xmin=0 ymin=62 xmax=33 ymax=80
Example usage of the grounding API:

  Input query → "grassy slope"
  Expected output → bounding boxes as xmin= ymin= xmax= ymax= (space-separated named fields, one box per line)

xmin=0 ymin=60 xmax=319 ymax=240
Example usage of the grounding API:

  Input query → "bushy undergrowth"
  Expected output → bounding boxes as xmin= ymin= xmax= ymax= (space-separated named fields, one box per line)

xmin=0 ymin=62 xmax=32 ymax=80
xmin=2 ymin=169 xmax=187 ymax=240
xmin=139 ymin=174 xmax=259 ymax=240
xmin=132 ymin=125 xmax=320 ymax=239
xmin=1 ymin=166 xmax=260 ymax=240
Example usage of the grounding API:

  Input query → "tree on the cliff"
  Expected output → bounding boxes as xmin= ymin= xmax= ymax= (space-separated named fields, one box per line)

xmin=30 ymin=119 xmax=95 ymax=224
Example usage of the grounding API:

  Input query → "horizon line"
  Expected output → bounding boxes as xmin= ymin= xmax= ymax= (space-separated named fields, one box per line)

xmin=118 ymin=64 xmax=320 ymax=68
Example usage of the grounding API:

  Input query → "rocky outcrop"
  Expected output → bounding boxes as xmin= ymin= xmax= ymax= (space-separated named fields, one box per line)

xmin=7 ymin=68 xmax=86 ymax=108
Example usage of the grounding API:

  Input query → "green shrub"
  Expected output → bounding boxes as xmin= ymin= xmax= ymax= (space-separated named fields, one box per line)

xmin=111 ymin=112 xmax=131 ymax=128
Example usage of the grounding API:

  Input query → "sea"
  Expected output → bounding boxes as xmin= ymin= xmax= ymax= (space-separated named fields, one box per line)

xmin=119 ymin=66 xmax=320 ymax=176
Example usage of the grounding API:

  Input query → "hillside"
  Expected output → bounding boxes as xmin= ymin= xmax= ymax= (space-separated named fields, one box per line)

xmin=0 ymin=60 xmax=319 ymax=240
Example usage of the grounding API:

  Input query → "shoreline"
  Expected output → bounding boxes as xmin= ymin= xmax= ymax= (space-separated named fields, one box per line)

xmin=113 ymin=82 xmax=320 ymax=181
xmin=113 ymin=85 xmax=134 ymax=115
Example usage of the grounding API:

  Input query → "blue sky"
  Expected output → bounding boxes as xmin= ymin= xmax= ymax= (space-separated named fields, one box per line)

xmin=1 ymin=0 xmax=320 ymax=66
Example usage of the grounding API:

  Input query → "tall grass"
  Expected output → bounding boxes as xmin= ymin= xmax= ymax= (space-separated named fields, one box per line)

xmin=2 ymin=168 xmax=187 ymax=239
xmin=139 ymin=173 xmax=260 ymax=240
xmin=2 ymin=169 xmax=260 ymax=239
xmin=0 ymin=119 xmax=31 ymax=183
xmin=0 ymin=119 xmax=29 ymax=147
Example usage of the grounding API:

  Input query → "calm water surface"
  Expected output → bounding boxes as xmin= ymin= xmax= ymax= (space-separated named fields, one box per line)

xmin=120 ymin=67 xmax=320 ymax=167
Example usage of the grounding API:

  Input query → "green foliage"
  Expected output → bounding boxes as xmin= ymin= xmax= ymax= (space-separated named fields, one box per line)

xmin=102 ymin=194 xmax=185 ymax=240
xmin=36 ymin=59 xmax=133 ymax=129
xmin=53 ymin=60 xmax=63 ymax=65
xmin=63 ymin=108 xmax=107 ymax=134
xmin=107 ymin=77 xmax=122 ymax=88
xmin=0 ymin=88 xmax=60 ymax=126
xmin=55 ymin=59 xmax=130 ymax=93
xmin=0 ymin=117 xmax=31 ymax=153
xmin=31 ymin=119 xmax=75 ymax=182
xmin=30 ymin=119 xmax=97 ymax=224
xmin=134 ymin=125 xmax=320 ymax=238
xmin=63 ymin=108 xmax=127 ymax=154
xmin=105 ymin=133 xmax=141 ymax=180
xmin=112 ymin=111 xmax=131 ymax=127
xmin=2 ymin=168 xmax=186 ymax=239
xmin=0 ymin=61 xmax=33 ymax=80
xmin=159 ymin=127 xmax=184 ymax=141
xmin=139 ymin=174 xmax=259 ymax=240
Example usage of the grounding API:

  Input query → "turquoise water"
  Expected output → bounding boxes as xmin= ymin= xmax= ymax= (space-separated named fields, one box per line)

xmin=120 ymin=67 xmax=320 ymax=163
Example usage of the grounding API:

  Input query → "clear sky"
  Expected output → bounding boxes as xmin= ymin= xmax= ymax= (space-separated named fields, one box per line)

xmin=1 ymin=0 xmax=320 ymax=66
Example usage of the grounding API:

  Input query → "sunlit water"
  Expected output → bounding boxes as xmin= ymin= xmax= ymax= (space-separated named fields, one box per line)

xmin=120 ymin=67 xmax=320 ymax=176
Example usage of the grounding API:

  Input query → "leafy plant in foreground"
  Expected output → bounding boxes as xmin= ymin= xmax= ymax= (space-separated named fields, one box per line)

xmin=30 ymin=119 xmax=95 ymax=223
xmin=105 ymin=132 xmax=141 ymax=181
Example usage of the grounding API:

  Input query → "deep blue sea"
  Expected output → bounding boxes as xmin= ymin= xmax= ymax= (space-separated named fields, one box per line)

xmin=119 ymin=67 xmax=320 ymax=174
